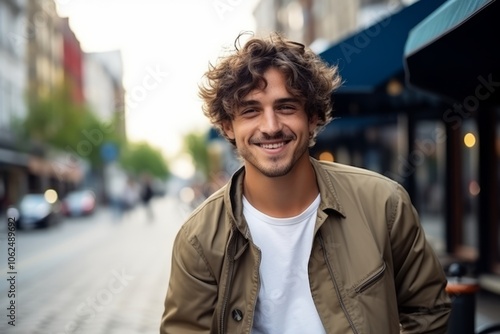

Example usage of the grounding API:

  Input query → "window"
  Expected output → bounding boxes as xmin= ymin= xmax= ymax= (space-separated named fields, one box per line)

xmin=414 ymin=120 xmax=447 ymax=255
xmin=458 ymin=119 xmax=479 ymax=260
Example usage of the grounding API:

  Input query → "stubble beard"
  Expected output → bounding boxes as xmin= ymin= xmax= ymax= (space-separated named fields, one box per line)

xmin=239 ymin=136 xmax=310 ymax=178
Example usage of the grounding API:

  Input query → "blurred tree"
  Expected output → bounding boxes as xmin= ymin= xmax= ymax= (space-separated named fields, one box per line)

xmin=78 ymin=111 xmax=125 ymax=167
xmin=183 ymin=131 xmax=210 ymax=178
xmin=120 ymin=141 xmax=170 ymax=179
xmin=23 ymin=85 xmax=84 ymax=147
xmin=21 ymin=85 xmax=125 ymax=168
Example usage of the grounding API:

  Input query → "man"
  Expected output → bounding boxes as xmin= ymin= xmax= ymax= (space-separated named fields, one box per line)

xmin=160 ymin=33 xmax=451 ymax=334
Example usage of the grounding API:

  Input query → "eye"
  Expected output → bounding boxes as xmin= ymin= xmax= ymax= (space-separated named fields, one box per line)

xmin=277 ymin=104 xmax=297 ymax=113
xmin=238 ymin=108 xmax=259 ymax=118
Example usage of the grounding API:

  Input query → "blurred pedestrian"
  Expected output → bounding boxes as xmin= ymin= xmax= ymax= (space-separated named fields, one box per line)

xmin=141 ymin=175 xmax=154 ymax=221
xmin=160 ymin=32 xmax=451 ymax=333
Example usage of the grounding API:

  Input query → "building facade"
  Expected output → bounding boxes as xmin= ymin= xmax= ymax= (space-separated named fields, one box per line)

xmin=83 ymin=50 xmax=125 ymax=132
xmin=61 ymin=16 xmax=83 ymax=104
xmin=0 ymin=0 xmax=126 ymax=211
xmin=253 ymin=0 xmax=403 ymax=51
xmin=0 ymin=0 xmax=29 ymax=211
xmin=26 ymin=0 xmax=63 ymax=100
xmin=83 ymin=50 xmax=126 ymax=203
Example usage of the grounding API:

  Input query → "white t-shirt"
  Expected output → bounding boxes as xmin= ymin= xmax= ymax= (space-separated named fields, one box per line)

xmin=243 ymin=194 xmax=326 ymax=334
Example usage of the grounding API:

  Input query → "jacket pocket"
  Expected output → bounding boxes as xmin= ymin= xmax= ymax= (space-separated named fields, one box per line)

xmin=352 ymin=262 xmax=386 ymax=294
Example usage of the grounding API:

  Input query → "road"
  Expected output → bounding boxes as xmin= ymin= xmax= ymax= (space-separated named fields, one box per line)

xmin=0 ymin=195 xmax=190 ymax=334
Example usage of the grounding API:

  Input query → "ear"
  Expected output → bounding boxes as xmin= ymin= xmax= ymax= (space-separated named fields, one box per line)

xmin=222 ymin=120 xmax=235 ymax=140
xmin=308 ymin=113 xmax=318 ymax=134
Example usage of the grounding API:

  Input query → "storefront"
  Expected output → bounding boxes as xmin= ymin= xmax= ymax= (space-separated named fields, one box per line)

xmin=315 ymin=0 xmax=450 ymax=254
xmin=404 ymin=0 xmax=500 ymax=282
xmin=0 ymin=147 xmax=30 ymax=211
xmin=0 ymin=141 xmax=84 ymax=213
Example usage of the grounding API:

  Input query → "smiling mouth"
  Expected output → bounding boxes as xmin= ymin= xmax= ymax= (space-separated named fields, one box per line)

xmin=260 ymin=142 xmax=286 ymax=149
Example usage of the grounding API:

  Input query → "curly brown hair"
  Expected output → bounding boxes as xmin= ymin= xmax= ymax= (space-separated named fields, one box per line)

xmin=199 ymin=32 xmax=342 ymax=146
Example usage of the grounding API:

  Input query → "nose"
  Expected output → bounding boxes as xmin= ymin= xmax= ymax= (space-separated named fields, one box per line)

xmin=260 ymin=109 xmax=282 ymax=135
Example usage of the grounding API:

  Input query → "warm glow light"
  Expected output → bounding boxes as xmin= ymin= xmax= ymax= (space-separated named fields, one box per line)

xmin=44 ymin=189 xmax=58 ymax=204
xmin=469 ymin=181 xmax=480 ymax=196
xmin=319 ymin=151 xmax=334 ymax=162
xmin=464 ymin=133 xmax=476 ymax=148
xmin=386 ymin=79 xmax=403 ymax=96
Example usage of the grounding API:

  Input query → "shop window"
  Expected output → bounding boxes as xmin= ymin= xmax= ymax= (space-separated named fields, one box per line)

xmin=413 ymin=120 xmax=446 ymax=255
xmin=457 ymin=119 xmax=479 ymax=260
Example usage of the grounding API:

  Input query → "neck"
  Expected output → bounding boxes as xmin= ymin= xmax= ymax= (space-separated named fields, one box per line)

xmin=243 ymin=155 xmax=319 ymax=218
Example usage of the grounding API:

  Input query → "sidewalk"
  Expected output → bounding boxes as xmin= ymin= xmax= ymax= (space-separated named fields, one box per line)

xmin=476 ymin=289 xmax=500 ymax=329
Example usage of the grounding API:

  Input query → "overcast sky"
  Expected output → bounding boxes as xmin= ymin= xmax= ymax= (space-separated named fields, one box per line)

xmin=56 ymin=0 xmax=258 ymax=171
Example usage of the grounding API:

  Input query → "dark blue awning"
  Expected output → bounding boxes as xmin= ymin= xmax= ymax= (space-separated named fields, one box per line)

xmin=404 ymin=0 xmax=500 ymax=104
xmin=319 ymin=0 xmax=448 ymax=94
xmin=404 ymin=0 xmax=493 ymax=56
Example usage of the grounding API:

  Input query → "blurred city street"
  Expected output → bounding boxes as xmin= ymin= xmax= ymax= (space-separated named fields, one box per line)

xmin=0 ymin=195 xmax=189 ymax=334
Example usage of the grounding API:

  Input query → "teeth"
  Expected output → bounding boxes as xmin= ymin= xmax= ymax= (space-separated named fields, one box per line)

xmin=261 ymin=142 xmax=285 ymax=149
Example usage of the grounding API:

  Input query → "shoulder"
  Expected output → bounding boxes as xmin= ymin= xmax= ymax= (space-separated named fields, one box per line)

xmin=176 ymin=185 xmax=231 ymax=250
xmin=172 ymin=185 xmax=232 ymax=277
xmin=316 ymin=160 xmax=399 ymax=191
xmin=313 ymin=159 xmax=412 ymax=213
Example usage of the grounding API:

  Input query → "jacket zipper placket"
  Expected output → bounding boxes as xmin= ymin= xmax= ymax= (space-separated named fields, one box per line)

xmin=319 ymin=232 xmax=359 ymax=334
xmin=219 ymin=233 xmax=237 ymax=334
xmin=354 ymin=262 xmax=386 ymax=294
xmin=246 ymin=241 xmax=261 ymax=333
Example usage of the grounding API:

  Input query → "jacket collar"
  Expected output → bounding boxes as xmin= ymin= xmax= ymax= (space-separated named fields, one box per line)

xmin=223 ymin=157 xmax=346 ymax=238
xmin=309 ymin=157 xmax=346 ymax=218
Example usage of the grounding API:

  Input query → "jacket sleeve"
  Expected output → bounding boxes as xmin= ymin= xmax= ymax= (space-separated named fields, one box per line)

xmin=160 ymin=225 xmax=218 ymax=334
xmin=389 ymin=184 xmax=451 ymax=334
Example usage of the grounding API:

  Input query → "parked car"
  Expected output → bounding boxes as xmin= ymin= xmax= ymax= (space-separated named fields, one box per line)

xmin=10 ymin=190 xmax=63 ymax=230
xmin=61 ymin=190 xmax=96 ymax=217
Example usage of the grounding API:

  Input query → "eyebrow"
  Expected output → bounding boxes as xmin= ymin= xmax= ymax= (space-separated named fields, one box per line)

xmin=238 ymin=100 xmax=259 ymax=108
xmin=274 ymin=97 xmax=302 ymax=105
xmin=239 ymin=97 xmax=303 ymax=107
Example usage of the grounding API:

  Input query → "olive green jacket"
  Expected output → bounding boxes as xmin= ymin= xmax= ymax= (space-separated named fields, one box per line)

xmin=160 ymin=158 xmax=451 ymax=334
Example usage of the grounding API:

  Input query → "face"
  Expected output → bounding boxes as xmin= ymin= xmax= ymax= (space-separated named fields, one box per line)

xmin=223 ymin=67 xmax=317 ymax=178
